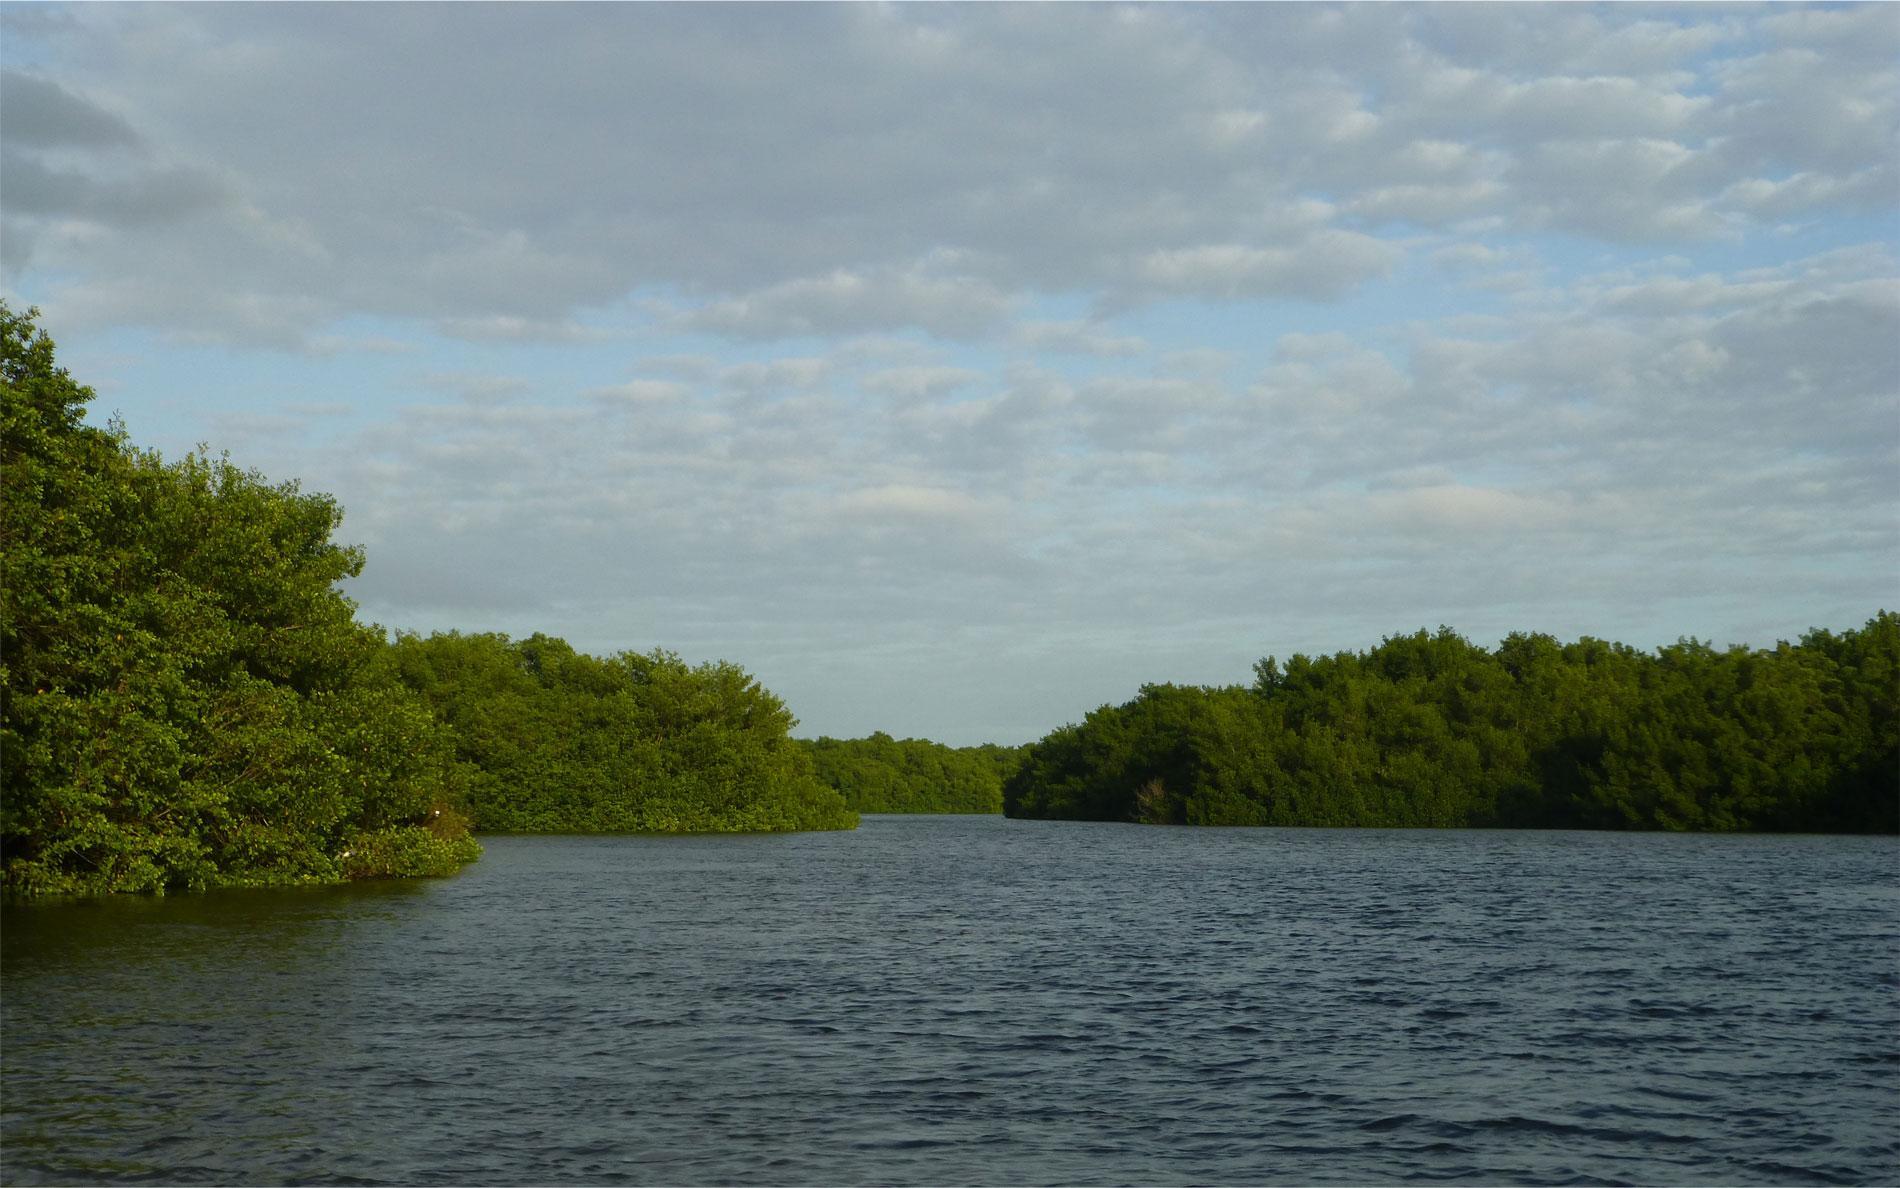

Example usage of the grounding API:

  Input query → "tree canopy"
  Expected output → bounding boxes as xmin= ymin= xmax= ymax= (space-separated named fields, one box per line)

xmin=801 ymin=732 xmax=1023 ymax=813
xmin=1 ymin=303 xmax=480 ymax=895
xmin=1006 ymin=620 xmax=1898 ymax=832
xmin=388 ymin=631 xmax=856 ymax=834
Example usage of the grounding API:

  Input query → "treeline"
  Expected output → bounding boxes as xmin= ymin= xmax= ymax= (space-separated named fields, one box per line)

xmin=1 ymin=304 xmax=481 ymax=896
xmin=390 ymin=632 xmax=854 ymax=834
xmin=1006 ymin=621 xmax=1898 ymax=832
xmin=0 ymin=305 xmax=852 ymax=898
xmin=801 ymin=732 xmax=1023 ymax=813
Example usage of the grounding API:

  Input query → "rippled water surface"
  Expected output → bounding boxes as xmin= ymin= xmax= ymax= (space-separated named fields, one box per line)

xmin=4 ymin=818 xmax=1897 ymax=1185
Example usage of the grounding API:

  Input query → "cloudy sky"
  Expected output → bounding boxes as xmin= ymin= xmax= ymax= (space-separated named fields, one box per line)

xmin=4 ymin=3 xmax=1896 ymax=745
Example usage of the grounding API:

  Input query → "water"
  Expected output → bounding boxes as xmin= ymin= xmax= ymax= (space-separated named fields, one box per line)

xmin=4 ymin=817 xmax=1896 ymax=1186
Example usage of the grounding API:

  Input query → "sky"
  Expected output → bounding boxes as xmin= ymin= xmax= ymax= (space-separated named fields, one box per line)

xmin=3 ymin=3 xmax=1896 ymax=746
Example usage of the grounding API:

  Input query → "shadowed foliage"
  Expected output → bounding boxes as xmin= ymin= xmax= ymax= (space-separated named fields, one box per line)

xmin=1006 ymin=621 xmax=1899 ymax=833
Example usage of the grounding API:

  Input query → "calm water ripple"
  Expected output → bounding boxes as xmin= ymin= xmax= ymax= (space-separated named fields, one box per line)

xmin=4 ymin=817 xmax=1896 ymax=1185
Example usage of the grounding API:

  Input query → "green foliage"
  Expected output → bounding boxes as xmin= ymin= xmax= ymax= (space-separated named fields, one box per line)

xmin=1 ymin=303 xmax=480 ymax=897
xmin=337 ymin=822 xmax=483 ymax=882
xmin=1005 ymin=620 xmax=1900 ymax=833
xmin=800 ymin=732 xmax=1025 ymax=813
xmin=388 ymin=632 xmax=857 ymax=834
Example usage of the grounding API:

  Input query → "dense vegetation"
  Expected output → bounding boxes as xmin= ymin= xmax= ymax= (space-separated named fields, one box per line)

xmin=1 ymin=306 xmax=856 ymax=898
xmin=1 ymin=304 xmax=481 ymax=896
xmin=801 ymin=732 xmax=1023 ymax=813
xmin=388 ymin=632 xmax=856 ymax=833
xmin=1006 ymin=621 xmax=1899 ymax=832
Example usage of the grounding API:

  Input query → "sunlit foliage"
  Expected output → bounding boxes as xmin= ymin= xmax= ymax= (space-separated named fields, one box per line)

xmin=1 ymin=303 xmax=480 ymax=895
xmin=388 ymin=631 xmax=857 ymax=834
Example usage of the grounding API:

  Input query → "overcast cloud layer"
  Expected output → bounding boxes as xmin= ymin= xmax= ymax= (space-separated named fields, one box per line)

xmin=4 ymin=3 xmax=1896 ymax=744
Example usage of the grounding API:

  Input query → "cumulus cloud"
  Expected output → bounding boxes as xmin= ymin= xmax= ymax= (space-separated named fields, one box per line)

xmin=1366 ymin=484 xmax=1594 ymax=537
xmin=433 ymin=315 xmax=613 ymax=344
xmin=587 ymin=379 xmax=689 ymax=406
xmin=859 ymin=366 xmax=984 ymax=401
xmin=827 ymin=483 xmax=1000 ymax=526
xmin=716 ymin=357 xmax=832 ymax=393
xmin=8 ymin=5 xmax=1893 ymax=346
xmin=1132 ymin=231 xmax=1401 ymax=300
xmin=680 ymin=266 xmax=1016 ymax=340
xmin=6 ymin=4 xmax=1893 ymax=741
xmin=419 ymin=373 xmax=534 ymax=405
xmin=1012 ymin=319 xmax=1148 ymax=358
xmin=276 ymin=244 xmax=1889 ymax=687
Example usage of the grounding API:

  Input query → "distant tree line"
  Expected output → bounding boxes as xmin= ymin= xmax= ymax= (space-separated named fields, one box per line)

xmin=0 ymin=304 xmax=852 ymax=898
xmin=801 ymin=732 xmax=1024 ymax=813
xmin=1006 ymin=620 xmax=1898 ymax=832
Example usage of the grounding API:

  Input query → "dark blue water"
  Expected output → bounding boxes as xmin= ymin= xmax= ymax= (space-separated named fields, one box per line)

xmin=4 ymin=817 xmax=1896 ymax=1185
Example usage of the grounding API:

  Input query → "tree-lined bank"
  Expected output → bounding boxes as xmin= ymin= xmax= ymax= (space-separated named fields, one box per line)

xmin=1 ymin=304 xmax=482 ymax=896
xmin=5 ymin=302 xmax=1894 ymax=900
xmin=389 ymin=631 xmax=854 ymax=834
xmin=1006 ymin=621 xmax=1898 ymax=832
xmin=0 ymin=305 xmax=852 ymax=898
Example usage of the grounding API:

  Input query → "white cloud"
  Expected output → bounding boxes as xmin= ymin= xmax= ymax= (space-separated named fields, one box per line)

xmin=1012 ymin=319 xmax=1147 ymax=358
xmin=827 ymin=483 xmax=999 ymax=525
xmin=5 ymin=5 xmax=1894 ymax=741
xmin=1761 ymin=4 xmax=1900 ymax=60
xmin=587 ymin=379 xmax=689 ymax=406
xmin=859 ymin=366 xmax=983 ymax=401
xmin=434 ymin=315 xmax=610 ymax=344
xmin=1133 ymin=232 xmax=1399 ymax=300
xmin=1366 ymin=483 xmax=1597 ymax=536
xmin=1500 ymin=75 xmax=1710 ymax=139
xmin=10 ymin=5 xmax=1890 ymax=349
xmin=220 ymin=239 xmax=1888 ymax=742
xmin=1594 ymin=274 xmax=1797 ymax=315
xmin=419 ymin=373 xmax=533 ymax=404
xmin=682 ymin=267 xmax=1016 ymax=340
xmin=717 ymin=357 xmax=832 ymax=392
xmin=1348 ymin=180 xmax=1507 ymax=226
xmin=37 ymin=275 xmax=330 ymax=350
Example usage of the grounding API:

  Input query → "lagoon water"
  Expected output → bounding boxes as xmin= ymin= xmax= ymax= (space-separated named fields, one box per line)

xmin=3 ymin=816 xmax=1896 ymax=1185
